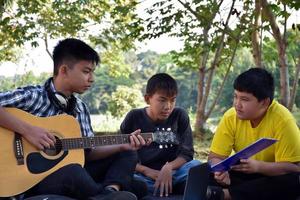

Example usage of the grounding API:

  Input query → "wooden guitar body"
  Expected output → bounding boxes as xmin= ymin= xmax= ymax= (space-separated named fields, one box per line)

xmin=0 ymin=108 xmax=83 ymax=197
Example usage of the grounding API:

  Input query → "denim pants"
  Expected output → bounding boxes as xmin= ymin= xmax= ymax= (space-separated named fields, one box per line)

xmin=227 ymin=171 xmax=300 ymax=200
xmin=24 ymin=151 xmax=138 ymax=200
xmin=85 ymin=151 xmax=138 ymax=191
xmin=208 ymin=170 xmax=300 ymax=200
xmin=134 ymin=160 xmax=201 ymax=194
xmin=23 ymin=191 xmax=136 ymax=200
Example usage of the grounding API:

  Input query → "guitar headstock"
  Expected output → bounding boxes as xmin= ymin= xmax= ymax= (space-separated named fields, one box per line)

xmin=152 ymin=128 xmax=178 ymax=148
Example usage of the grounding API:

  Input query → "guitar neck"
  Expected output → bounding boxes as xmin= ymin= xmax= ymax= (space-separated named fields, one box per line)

xmin=58 ymin=133 xmax=153 ymax=150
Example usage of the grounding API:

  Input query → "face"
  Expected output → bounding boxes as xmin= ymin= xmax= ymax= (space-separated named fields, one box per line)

xmin=63 ymin=60 xmax=95 ymax=95
xmin=233 ymin=90 xmax=269 ymax=126
xmin=145 ymin=90 xmax=176 ymax=122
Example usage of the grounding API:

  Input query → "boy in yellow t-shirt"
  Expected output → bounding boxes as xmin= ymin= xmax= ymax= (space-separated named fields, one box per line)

xmin=206 ymin=68 xmax=300 ymax=200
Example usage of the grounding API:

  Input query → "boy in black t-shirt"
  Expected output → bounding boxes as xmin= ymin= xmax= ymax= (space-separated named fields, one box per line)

xmin=121 ymin=73 xmax=200 ymax=197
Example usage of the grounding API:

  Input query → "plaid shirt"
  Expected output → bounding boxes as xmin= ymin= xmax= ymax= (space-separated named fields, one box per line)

xmin=0 ymin=78 xmax=94 ymax=137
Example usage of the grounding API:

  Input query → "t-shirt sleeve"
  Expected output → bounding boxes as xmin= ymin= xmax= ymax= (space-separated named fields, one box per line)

xmin=120 ymin=110 xmax=134 ymax=135
xmin=210 ymin=109 xmax=235 ymax=157
xmin=274 ymin=118 xmax=300 ymax=162
xmin=177 ymin=109 xmax=194 ymax=162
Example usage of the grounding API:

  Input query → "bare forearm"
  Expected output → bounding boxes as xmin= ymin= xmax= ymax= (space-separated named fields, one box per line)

xmin=167 ymin=157 xmax=187 ymax=170
xmin=257 ymin=161 xmax=300 ymax=176
xmin=135 ymin=158 xmax=187 ymax=175
xmin=136 ymin=163 xmax=151 ymax=174
xmin=208 ymin=151 xmax=228 ymax=165
xmin=0 ymin=107 xmax=30 ymax=135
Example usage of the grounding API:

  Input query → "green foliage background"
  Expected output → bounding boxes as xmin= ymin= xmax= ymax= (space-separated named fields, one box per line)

xmin=0 ymin=0 xmax=299 ymax=137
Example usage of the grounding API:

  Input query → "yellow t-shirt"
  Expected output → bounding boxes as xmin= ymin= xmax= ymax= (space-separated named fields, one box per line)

xmin=210 ymin=100 xmax=300 ymax=163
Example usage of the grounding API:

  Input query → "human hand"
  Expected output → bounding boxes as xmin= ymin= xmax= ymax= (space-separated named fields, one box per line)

xmin=214 ymin=171 xmax=231 ymax=186
xmin=23 ymin=125 xmax=56 ymax=150
xmin=231 ymin=159 xmax=261 ymax=174
xmin=121 ymin=129 xmax=149 ymax=151
xmin=153 ymin=162 xmax=173 ymax=197
xmin=144 ymin=168 xmax=159 ymax=180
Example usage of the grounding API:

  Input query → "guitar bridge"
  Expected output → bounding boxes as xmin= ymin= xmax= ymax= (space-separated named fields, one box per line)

xmin=14 ymin=133 xmax=24 ymax=165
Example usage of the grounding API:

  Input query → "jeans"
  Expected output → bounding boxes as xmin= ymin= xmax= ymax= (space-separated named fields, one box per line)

xmin=209 ymin=170 xmax=300 ymax=200
xmin=228 ymin=171 xmax=300 ymax=200
xmin=23 ymin=191 xmax=136 ymax=200
xmin=88 ymin=191 xmax=137 ymax=200
xmin=134 ymin=160 xmax=201 ymax=194
xmin=24 ymin=164 xmax=101 ymax=199
xmin=85 ymin=151 xmax=138 ymax=191
xmin=24 ymin=151 xmax=139 ymax=200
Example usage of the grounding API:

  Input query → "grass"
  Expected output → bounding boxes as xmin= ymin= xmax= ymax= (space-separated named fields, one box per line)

xmin=193 ymin=133 xmax=212 ymax=161
xmin=90 ymin=114 xmax=123 ymax=133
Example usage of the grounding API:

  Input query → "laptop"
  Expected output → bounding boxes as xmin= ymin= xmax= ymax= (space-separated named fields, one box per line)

xmin=183 ymin=163 xmax=210 ymax=200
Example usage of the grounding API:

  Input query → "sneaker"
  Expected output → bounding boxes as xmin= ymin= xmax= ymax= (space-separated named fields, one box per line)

xmin=206 ymin=186 xmax=224 ymax=200
xmin=103 ymin=186 xmax=118 ymax=194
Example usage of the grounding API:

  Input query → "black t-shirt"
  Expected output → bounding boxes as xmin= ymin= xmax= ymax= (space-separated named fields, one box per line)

xmin=120 ymin=107 xmax=194 ymax=170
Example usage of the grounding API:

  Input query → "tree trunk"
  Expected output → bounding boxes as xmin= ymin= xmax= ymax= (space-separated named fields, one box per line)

xmin=288 ymin=55 xmax=300 ymax=111
xmin=194 ymin=0 xmax=235 ymax=136
xmin=251 ymin=0 xmax=262 ymax=68
xmin=195 ymin=40 xmax=209 ymax=136
xmin=261 ymin=0 xmax=290 ymax=106
xmin=194 ymin=0 xmax=221 ymax=136
xmin=206 ymin=38 xmax=240 ymax=119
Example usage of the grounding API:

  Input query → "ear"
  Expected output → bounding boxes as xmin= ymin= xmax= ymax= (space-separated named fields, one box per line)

xmin=261 ymin=98 xmax=271 ymax=108
xmin=144 ymin=94 xmax=150 ymax=104
xmin=58 ymin=65 xmax=68 ymax=76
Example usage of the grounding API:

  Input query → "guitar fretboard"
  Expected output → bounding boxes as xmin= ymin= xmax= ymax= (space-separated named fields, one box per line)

xmin=57 ymin=133 xmax=153 ymax=150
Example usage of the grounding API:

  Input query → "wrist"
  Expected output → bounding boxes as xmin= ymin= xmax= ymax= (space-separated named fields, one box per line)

xmin=163 ymin=162 xmax=173 ymax=170
xmin=140 ymin=165 xmax=148 ymax=174
xmin=119 ymin=144 xmax=127 ymax=152
xmin=20 ymin=122 xmax=32 ymax=136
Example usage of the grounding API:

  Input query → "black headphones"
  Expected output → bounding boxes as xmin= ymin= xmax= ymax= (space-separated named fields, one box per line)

xmin=45 ymin=78 xmax=77 ymax=117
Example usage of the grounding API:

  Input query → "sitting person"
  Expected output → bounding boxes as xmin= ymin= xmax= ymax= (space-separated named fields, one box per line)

xmin=120 ymin=73 xmax=201 ymax=198
xmin=206 ymin=68 xmax=300 ymax=200
xmin=0 ymin=38 xmax=147 ymax=200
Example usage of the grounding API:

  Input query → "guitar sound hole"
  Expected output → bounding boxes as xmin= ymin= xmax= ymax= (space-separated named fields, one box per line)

xmin=43 ymin=137 xmax=63 ymax=156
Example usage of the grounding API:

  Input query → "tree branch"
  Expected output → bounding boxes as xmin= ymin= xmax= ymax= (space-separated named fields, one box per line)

xmin=43 ymin=34 xmax=53 ymax=60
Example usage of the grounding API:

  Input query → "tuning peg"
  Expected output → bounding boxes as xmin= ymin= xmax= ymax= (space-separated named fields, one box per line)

xmin=165 ymin=144 xmax=168 ymax=148
xmin=159 ymin=145 xmax=163 ymax=149
xmin=167 ymin=128 xmax=171 ymax=131
xmin=170 ymin=144 xmax=173 ymax=147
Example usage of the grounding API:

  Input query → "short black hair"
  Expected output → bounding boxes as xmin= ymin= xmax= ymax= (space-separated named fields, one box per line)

xmin=52 ymin=38 xmax=100 ymax=76
xmin=146 ymin=73 xmax=178 ymax=96
xmin=234 ymin=68 xmax=274 ymax=101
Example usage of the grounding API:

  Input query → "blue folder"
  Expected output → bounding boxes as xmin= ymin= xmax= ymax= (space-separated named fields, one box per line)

xmin=210 ymin=138 xmax=278 ymax=172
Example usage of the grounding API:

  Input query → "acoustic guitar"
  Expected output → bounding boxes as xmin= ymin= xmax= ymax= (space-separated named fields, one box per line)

xmin=0 ymin=108 xmax=177 ymax=197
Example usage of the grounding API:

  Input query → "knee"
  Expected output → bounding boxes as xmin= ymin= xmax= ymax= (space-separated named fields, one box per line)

xmin=189 ymin=159 xmax=202 ymax=167
xmin=62 ymin=164 xmax=92 ymax=182
xmin=122 ymin=151 xmax=138 ymax=163
xmin=63 ymin=164 xmax=101 ymax=195
xmin=61 ymin=164 xmax=83 ymax=174
xmin=179 ymin=159 xmax=201 ymax=171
